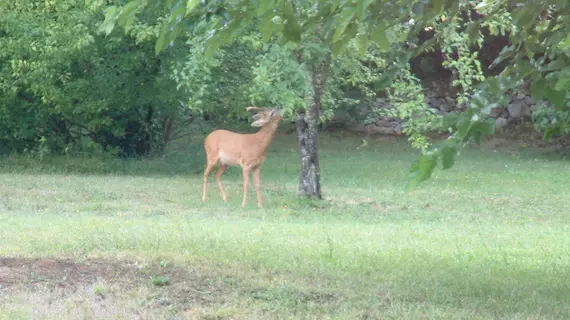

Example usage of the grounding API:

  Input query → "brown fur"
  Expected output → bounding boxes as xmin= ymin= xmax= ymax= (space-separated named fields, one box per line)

xmin=202 ymin=107 xmax=283 ymax=208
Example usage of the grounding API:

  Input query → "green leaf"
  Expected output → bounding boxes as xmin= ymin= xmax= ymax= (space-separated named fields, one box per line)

xmin=155 ymin=24 xmax=171 ymax=54
xmin=441 ymin=145 xmax=456 ymax=170
xmin=455 ymin=113 xmax=471 ymax=139
xmin=490 ymin=45 xmax=514 ymax=68
xmin=357 ymin=0 xmax=373 ymax=21
xmin=283 ymin=16 xmax=302 ymax=42
xmin=257 ymin=0 xmax=275 ymax=15
xmin=331 ymin=34 xmax=351 ymax=56
xmin=370 ymin=23 xmax=390 ymax=52
xmin=563 ymin=33 xmax=570 ymax=49
xmin=408 ymin=154 xmax=438 ymax=189
xmin=186 ymin=0 xmax=200 ymax=15
xmin=332 ymin=6 xmax=357 ymax=43
xmin=100 ymin=20 xmax=116 ymax=36
xmin=544 ymin=125 xmax=563 ymax=142
xmin=544 ymin=87 xmax=566 ymax=107
xmin=260 ymin=14 xmax=276 ymax=42
xmin=171 ymin=3 xmax=186 ymax=23
xmin=469 ymin=120 xmax=495 ymax=144
xmin=330 ymin=0 xmax=342 ymax=13
xmin=531 ymin=77 xmax=546 ymax=100
xmin=440 ymin=113 xmax=460 ymax=129
xmin=540 ymin=59 xmax=565 ymax=72
xmin=116 ymin=1 xmax=140 ymax=31
xmin=99 ymin=6 xmax=120 ymax=36
xmin=356 ymin=34 xmax=369 ymax=56
xmin=466 ymin=21 xmax=480 ymax=44
xmin=554 ymin=68 xmax=570 ymax=92
xmin=431 ymin=0 xmax=445 ymax=13
xmin=513 ymin=7 xmax=538 ymax=31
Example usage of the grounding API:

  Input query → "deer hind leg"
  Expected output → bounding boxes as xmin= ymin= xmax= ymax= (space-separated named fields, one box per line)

xmin=215 ymin=164 xmax=228 ymax=201
xmin=202 ymin=157 xmax=217 ymax=202
xmin=252 ymin=166 xmax=262 ymax=208
xmin=241 ymin=166 xmax=251 ymax=207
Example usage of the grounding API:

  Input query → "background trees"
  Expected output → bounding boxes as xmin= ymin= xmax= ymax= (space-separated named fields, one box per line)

xmin=0 ymin=0 xmax=188 ymax=157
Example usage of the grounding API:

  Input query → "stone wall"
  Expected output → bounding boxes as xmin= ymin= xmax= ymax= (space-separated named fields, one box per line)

xmin=350 ymin=89 xmax=537 ymax=135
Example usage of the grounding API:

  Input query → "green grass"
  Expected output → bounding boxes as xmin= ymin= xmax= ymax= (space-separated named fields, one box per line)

xmin=1 ymin=133 xmax=569 ymax=319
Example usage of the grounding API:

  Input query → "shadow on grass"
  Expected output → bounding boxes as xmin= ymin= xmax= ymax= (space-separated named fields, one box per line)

xmin=0 ymin=145 xmax=207 ymax=177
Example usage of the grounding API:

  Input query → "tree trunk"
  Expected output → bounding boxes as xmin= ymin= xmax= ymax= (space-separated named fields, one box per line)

xmin=297 ymin=109 xmax=321 ymax=198
xmin=296 ymin=52 xmax=332 ymax=199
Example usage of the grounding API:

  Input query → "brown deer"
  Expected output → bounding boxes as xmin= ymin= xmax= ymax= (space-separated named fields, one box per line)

xmin=202 ymin=107 xmax=283 ymax=208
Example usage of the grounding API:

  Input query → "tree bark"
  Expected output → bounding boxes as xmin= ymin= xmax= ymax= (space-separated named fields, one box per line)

xmin=296 ymin=52 xmax=332 ymax=199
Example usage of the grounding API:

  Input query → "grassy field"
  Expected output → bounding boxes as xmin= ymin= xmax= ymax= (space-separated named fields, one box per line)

xmin=1 ymin=132 xmax=569 ymax=319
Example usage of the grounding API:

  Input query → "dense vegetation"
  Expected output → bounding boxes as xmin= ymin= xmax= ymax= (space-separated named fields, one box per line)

xmin=2 ymin=0 xmax=570 ymax=195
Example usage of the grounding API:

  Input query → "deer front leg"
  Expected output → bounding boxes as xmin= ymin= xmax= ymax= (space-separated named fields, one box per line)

xmin=241 ymin=167 xmax=250 ymax=207
xmin=215 ymin=164 xmax=228 ymax=201
xmin=253 ymin=166 xmax=262 ymax=208
xmin=202 ymin=161 xmax=216 ymax=202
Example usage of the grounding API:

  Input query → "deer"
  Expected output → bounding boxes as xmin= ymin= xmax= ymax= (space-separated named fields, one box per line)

xmin=202 ymin=107 xmax=283 ymax=208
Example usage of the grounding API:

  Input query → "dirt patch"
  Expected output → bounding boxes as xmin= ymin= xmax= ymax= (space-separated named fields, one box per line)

xmin=0 ymin=257 xmax=234 ymax=303
xmin=0 ymin=257 xmax=143 ymax=290
xmin=0 ymin=257 xmax=238 ymax=319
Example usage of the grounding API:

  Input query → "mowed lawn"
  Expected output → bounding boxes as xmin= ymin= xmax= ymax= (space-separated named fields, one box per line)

xmin=0 ymin=133 xmax=569 ymax=319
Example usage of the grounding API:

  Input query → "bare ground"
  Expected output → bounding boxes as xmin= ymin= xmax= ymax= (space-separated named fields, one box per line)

xmin=0 ymin=257 xmax=241 ymax=319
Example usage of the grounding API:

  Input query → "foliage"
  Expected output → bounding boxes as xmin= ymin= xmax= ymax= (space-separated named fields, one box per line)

xmin=0 ymin=0 xmax=188 ymax=156
xmin=532 ymin=100 xmax=570 ymax=139
xmin=171 ymin=21 xmax=261 ymax=123
xmin=406 ymin=0 xmax=570 ymax=186
xmin=7 ymin=0 xmax=570 ymax=186
xmin=385 ymin=67 xmax=438 ymax=152
xmin=248 ymin=42 xmax=311 ymax=119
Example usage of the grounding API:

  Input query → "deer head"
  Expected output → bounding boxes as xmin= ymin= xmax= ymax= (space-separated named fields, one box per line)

xmin=246 ymin=107 xmax=282 ymax=127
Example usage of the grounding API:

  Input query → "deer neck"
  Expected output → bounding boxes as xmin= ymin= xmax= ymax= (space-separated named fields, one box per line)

xmin=254 ymin=122 xmax=279 ymax=151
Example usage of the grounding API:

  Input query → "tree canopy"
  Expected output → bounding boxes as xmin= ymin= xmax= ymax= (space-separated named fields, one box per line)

xmin=102 ymin=0 xmax=570 ymax=187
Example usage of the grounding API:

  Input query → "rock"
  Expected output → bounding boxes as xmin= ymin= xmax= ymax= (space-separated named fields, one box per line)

xmin=508 ymin=100 xmax=527 ymax=119
xmin=490 ymin=107 xmax=505 ymax=118
xmin=375 ymin=119 xmax=393 ymax=127
xmin=393 ymin=123 xmax=404 ymax=134
xmin=365 ymin=125 xmax=395 ymax=135
xmin=522 ymin=104 xmax=532 ymax=117
xmin=495 ymin=117 xmax=508 ymax=130
xmin=351 ymin=123 xmax=367 ymax=133
xmin=376 ymin=127 xmax=397 ymax=135
xmin=530 ymin=104 xmax=537 ymax=112
xmin=439 ymin=102 xmax=453 ymax=112
xmin=354 ymin=105 xmax=367 ymax=115
xmin=375 ymin=98 xmax=391 ymax=110
xmin=524 ymin=96 xmax=533 ymax=105
xmin=457 ymin=102 xmax=469 ymax=110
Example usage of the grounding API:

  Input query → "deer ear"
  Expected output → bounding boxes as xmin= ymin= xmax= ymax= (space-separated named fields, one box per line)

xmin=252 ymin=113 xmax=262 ymax=120
xmin=251 ymin=119 xmax=265 ymax=127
